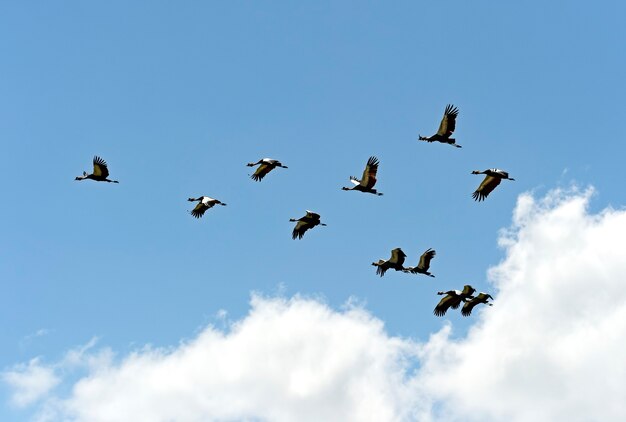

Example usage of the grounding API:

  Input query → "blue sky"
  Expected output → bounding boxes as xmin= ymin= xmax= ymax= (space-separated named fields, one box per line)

xmin=1 ymin=2 xmax=625 ymax=420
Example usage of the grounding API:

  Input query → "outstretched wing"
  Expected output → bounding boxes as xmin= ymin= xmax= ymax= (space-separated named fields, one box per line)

xmin=92 ymin=156 xmax=110 ymax=178
xmin=417 ymin=248 xmax=436 ymax=271
xmin=472 ymin=175 xmax=502 ymax=201
xmin=436 ymin=104 xmax=459 ymax=137
xmin=461 ymin=299 xmax=478 ymax=317
xmin=434 ymin=295 xmax=459 ymax=317
xmin=389 ymin=248 xmax=406 ymax=266
xmin=359 ymin=156 xmax=379 ymax=188
xmin=191 ymin=202 xmax=209 ymax=218
xmin=349 ymin=176 xmax=361 ymax=185
xmin=292 ymin=221 xmax=310 ymax=239
xmin=251 ymin=163 xmax=272 ymax=181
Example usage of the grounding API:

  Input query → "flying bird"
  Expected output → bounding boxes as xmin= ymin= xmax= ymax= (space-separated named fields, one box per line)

xmin=188 ymin=196 xmax=227 ymax=218
xmin=75 ymin=156 xmax=119 ymax=183
xmin=290 ymin=210 xmax=326 ymax=239
xmin=433 ymin=285 xmax=476 ymax=317
xmin=471 ymin=169 xmax=515 ymax=201
xmin=418 ymin=104 xmax=461 ymax=148
xmin=341 ymin=156 xmax=383 ymax=196
xmin=372 ymin=248 xmax=407 ymax=277
xmin=403 ymin=248 xmax=436 ymax=277
xmin=461 ymin=293 xmax=494 ymax=317
xmin=246 ymin=158 xmax=288 ymax=182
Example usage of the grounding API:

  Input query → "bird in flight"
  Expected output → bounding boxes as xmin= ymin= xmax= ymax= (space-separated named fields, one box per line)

xmin=419 ymin=104 xmax=461 ymax=148
xmin=471 ymin=169 xmax=515 ymax=201
xmin=372 ymin=248 xmax=407 ymax=277
xmin=290 ymin=210 xmax=326 ymax=239
xmin=403 ymin=248 xmax=436 ymax=277
xmin=75 ymin=156 xmax=119 ymax=183
xmin=188 ymin=196 xmax=227 ymax=218
xmin=341 ymin=156 xmax=383 ymax=196
xmin=433 ymin=285 xmax=476 ymax=317
xmin=246 ymin=158 xmax=288 ymax=182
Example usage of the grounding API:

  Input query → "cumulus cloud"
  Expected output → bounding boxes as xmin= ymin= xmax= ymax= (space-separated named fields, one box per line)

xmin=417 ymin=187 xmax=626 ymax=422
xmin=2 ymin=358 xmax=60 ymax=407
xmin=4 ymin=188 xmax=626 ymax=422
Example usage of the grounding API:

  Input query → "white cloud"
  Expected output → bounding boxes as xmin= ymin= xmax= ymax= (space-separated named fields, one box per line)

xmin=417 ymin=187 xmax=626 ymax=422
xmin=2 ymin=358 xmax=60 ymax=407
xmin=4 ymin=188 xmax=626 ymax=422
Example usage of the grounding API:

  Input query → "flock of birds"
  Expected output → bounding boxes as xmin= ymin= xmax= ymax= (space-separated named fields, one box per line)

xmin=75 ymin=104 xmax=510 ymax=317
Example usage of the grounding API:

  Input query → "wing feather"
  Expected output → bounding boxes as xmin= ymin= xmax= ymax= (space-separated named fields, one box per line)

xmin=251 ymin=164 xmax=272 ymax=181
xmin=191 ymin=202 xmax=208 ymax=218
xmin=360 ymin=156 xmax=379 ymax=188
xmin=436 ymin=104 xmax=459 ymax=137
xmin=92 ymin=156 xmax=110 ymax=178
xmin=417 ymin=248 xmax=436 ymax=271
xmin=472 ymin=175 xmax=501 ymax=201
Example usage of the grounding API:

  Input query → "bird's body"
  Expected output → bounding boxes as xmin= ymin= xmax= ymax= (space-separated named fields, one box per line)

xmin=433 ymin=285 xmax=476 ymax=316
xmin=342 ymin=156 xmax=383 ymax=196
xmin=471 ymin=168 xmax=515 ymax=201
xmin=419 ymin=104 xmax=461 ymax=148
xmin=372 ymin=248 xmax=407 ymax=277
xmin=75 ymin=156 xmax=119 ymax=183
xmin=247 ymin=158 xmax=288 ymax=182
xmin=461 ymin=292 xmax=494 ymax=316
xmin=403 ymin=248 xmax=436 ymax=277
xmin=188 ymin=196 xmax=227 ymax=218
xmin=290 ymin=210 xmax=326 ymax=239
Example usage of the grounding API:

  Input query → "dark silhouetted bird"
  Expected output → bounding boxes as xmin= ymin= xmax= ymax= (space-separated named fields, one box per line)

xmin=419 ymin=104 xmax=461 ymax=148
xmin=372 ymin=248 xmax=407 ymax=277
xmin=342 ymin=156 xmax=383 ymax=196
xmin=246 ymin=158 xmax=288 ymax=182
xmin=75 ymin=156 xmax=119 ymax=183
xmin=433 ymin=285 xmax=476 ymax=316
xmin=471 ymin=169 xmax=515 ymax=201
xmin=403 ymin=248 xmax=436 ymax=277
xmin=461 ymin=293 xmax=494 ymax=316
xmin=290 ymin=210 xmax=326 ymax=239
xmin=188 ymin=196 xmax=227 ymax=218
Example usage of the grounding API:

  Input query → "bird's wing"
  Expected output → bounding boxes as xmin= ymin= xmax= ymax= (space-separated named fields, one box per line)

xmin=449 ymin=296 xmax=463 ymax=310
xmin=462 ymin=285 xmax=476 ymax=296
xmin=349 ymin=176 xmax=361 ymax=185
xmin=417 ymin=248 xmax=436 ymax=271
xmin=461 ymin=299 xmax=478 ymax=317
xmin=434 ymin=295 xmax=456 ymax=317
xmin=251 ymin=163 xmax=272 ymax=181
xmin=472 ymin=175 xmax=502 ymax=201
xmin=360 ymin=156 xmax=379 ymax=188
xmin=436 ymin=104 xmax=459 ymax=137
xmin=92 ymin=156 xmax=110 ymax=178
xmin=191 ymin=202 xmax=208 ymax=218
xmin=292 ymin=221 xmax=310 ymax=239
xmin=389 ymin=248 xmax=406 ymax=266
xmin=477 ymin=293 xmax=493 ymax=301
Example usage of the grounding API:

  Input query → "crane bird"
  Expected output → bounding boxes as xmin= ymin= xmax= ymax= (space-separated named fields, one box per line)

xmin=246 ymin=158 xmax=288 ymax=181
xmin=461 ymin=293 xmax=494 ymax=317
xmin=471 ymin=169 xmax=515 ymax=201
xmin=433 ymin=285 xmax=476 ymax=317
xmin=418 ymin=104 xmax=461 ymax=148
xmin=75 ymin=156 xmax=119 ymax=183
xmin=341 ymin=156 xmax=383 ymax=196
xmin=290 ymin=210 xmax=326 ymax=239
xmin=372 ymin=248 xmax=407 ymax=277
xmin=188 ymin=196 xmax=227 ymax=218
xmin=403 ymin=248 xmax=436 ymax=277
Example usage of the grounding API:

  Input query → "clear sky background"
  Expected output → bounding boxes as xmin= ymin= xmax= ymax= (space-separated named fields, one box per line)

xmin=1 ymin=2 xmax=625 ymax=421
